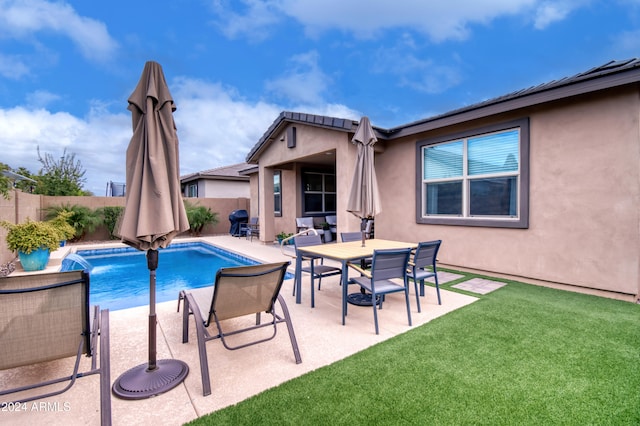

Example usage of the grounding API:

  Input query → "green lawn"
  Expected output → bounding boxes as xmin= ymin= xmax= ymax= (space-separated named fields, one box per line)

xmin=187 ymin=273 xmax=640 ymax=425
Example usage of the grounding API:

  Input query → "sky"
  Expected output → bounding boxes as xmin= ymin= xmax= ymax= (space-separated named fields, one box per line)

xmin=1 ymin=0 xmax=639 ymax=195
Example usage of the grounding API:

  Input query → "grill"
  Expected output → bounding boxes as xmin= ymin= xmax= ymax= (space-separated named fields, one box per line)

xmin=228 ymin=209 xmax=248 ymax=236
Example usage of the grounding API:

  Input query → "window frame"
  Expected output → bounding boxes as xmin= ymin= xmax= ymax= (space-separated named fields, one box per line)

xmin=187 ymin=183 xmax=198 ymax=198
xmin=302 ymin=169 xmax=336 ymax=215
xmin=415 ymin=118 xmax=529 ymax=228
xmin=273 ymin=170 xmax=282 ymax=217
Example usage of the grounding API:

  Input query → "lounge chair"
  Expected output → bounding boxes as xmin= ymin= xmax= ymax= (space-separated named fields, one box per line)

xmin=407 ymin=240 xmax=442 ymax=312
xmin=180 ymin=262 xmax=301 ymax=396
xmin=0 ymin=270 xmax=111 ymax=425
xmin=294 ymin=234 xmax=342 ymax=308
xmin=348 ymin=248 xmax=413 ymax=334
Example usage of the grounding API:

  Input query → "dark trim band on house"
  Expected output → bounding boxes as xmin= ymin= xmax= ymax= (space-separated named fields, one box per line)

xmin=415 ymin=118 xmax=530 ymax=229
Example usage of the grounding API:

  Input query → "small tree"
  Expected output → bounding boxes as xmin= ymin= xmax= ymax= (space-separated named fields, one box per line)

xmin=35 ymin=147 xmax=88 ymax=196
xmin=0 ymin=163 xmax=11 ymax=200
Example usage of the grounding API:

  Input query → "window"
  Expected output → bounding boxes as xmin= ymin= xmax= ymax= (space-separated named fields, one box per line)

xmin=187 ymin=183 xmax=198 ymax=197
xmin=274 ymin=171 xmax=282 ymax=217
xmin=302 ymin=171 xmax=336 ymax=215
xmin=416 ymin=119 xmax=529 ymax=228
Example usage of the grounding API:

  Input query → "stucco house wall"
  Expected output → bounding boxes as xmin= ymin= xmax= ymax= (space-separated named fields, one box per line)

xmin=197 ymin=179 xmax=249 ymax=198
xmin=252 ymin=124 xmax=360 ymax=241
xmin=376 ymin=87 xmax=639 ymax=296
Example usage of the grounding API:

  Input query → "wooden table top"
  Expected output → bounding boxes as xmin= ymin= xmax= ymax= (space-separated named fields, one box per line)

xmin=296 ymin=239 xmax=417 ymax=261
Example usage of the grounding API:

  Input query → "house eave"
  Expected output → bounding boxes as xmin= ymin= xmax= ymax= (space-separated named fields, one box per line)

xmin=388 ymin=61 xmax=640 ymax=139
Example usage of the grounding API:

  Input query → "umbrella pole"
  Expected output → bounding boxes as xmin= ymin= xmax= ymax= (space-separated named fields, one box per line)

xmin=147 ymin=249 xmax=158 ymax=371
xmin=112 ymin=248 xmax=189 ymax=399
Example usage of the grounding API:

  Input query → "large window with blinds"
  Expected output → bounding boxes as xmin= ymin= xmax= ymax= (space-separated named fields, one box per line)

xmin=416 ymin=119 xmax=529 ymax=228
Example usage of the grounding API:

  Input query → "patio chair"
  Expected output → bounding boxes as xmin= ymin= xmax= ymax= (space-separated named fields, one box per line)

xmin=407 ymin=240 xmax=442 ymax=312
xmin=348 ymin=248 xmax=412 ymax=334
xmin=0 ymin=270 xmax=111 ymax=425
xmin=243 ymin=217 xmax=260 ymax=241
xmin=325 ymin=215 xmax=337 ymax=236
xmin=180 ymin=261 xmax=301 ymax=396
xmin=341 ymin=232 xmax=372 ymax=269
xmin=295 ymin=217 xmax=325 ymax=239
xmin=294 ymin=234 xmax=342 ymax=308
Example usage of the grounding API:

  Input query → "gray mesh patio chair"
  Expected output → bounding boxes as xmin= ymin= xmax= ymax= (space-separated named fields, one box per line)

xmin=294 ymin=234 xmax=342 ymax=308
xmin=348 ymin=248 xmax=413 ymax=335
xmin=407 ymin=240 xmax=442 ymax=312
xmin=180 ymin=262 xmax=301 ymax=396
xmin=0 ymin=270 xmax=111 ymax=425
xmin=244 ymin=217 xmax=260 ymax=241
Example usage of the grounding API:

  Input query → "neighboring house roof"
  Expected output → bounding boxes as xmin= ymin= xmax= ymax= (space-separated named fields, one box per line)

xmin=180 ymin=163 xmax=251 ymax=183
xmin=246 ymin=58 xmax=640 ymax=162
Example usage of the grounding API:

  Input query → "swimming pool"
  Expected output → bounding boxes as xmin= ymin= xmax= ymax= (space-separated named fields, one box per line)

xmin=61 ymin=242 xmax=281 ymax=311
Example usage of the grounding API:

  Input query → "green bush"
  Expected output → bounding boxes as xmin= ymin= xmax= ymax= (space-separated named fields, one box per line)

xmin=184 ymin=201 xmax=219 ymax=236
xmin=43 ymin=203 xmax=101 ymax=242
xmin=97 ymin=206 xmax=124 ymax=240
xmin=1 ymin=219 xmax=60 ymax=253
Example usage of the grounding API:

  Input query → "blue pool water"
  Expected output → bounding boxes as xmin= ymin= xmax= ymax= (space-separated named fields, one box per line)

xmin=61 ymin=242 xmax=276 ymax=311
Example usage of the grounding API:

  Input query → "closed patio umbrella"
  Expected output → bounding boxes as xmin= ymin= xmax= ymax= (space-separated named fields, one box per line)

xmin=347 ymin=116 xmax=382 ymax=244
xmin=113 ymin=61 xmax=190 ymax=400
xmin=346 ymin=116 xmax=382 ymax=306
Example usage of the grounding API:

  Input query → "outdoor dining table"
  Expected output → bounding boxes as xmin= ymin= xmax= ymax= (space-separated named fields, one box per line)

xmin=294 ymin=238 xmax=417 ymax=325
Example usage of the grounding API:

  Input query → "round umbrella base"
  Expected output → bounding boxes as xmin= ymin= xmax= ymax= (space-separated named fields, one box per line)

xmin=112 ymin=359 xmax=189 ymax=400
xmin=347 ymin=292 xmax=380 ymax=306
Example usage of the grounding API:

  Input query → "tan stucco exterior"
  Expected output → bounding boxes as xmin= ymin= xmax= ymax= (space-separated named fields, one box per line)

xmin=377 ymin=87 xmax=639 ymax=297
xmin=250 ymin=124 xmax=362 ymax=241
xmin=248 ymin=86 xmax=640 ymax=299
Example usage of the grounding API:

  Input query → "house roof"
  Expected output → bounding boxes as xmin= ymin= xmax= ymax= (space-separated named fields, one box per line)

xmin=180 ymin=163 xmax=251 ymax=183
xmin=245 ymin=58 xmax=640 ymax=163
xmin=246 ymin=111 xmax=359 ymax=163
xmin=388 ymin=58 xmax=640 ymax=138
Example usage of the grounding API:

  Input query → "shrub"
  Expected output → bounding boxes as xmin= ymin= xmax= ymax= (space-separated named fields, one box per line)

xmin=43 ymin=203 xmax=101 ymax=242
xmin=97 ymin=206 xmax=124 ymax=240
xmin=184 ymin=201 xmax=219 ymax=236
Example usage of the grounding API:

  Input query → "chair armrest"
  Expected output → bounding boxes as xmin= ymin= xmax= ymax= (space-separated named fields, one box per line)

xmin=347 ymin=262 xmax=371 ymax=278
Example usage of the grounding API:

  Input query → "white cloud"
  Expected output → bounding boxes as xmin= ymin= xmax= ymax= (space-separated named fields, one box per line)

xmin=373 ymin=44 xmax=463 ymax=94
xmin=0 ymin=72 xmax=362 ymax=195
xmin=0 ymin=53 xmax=30 ymax=79
xmin=171 ymin=77 xmax=283 ymax=173
xmin=209 ymin=0 xmax=282 ymax=42
xmin=0 ymin=105 xmax=130 ymax=195
xmin=214 ymin=0 xmax=551 ymax=42
xmin=25 ymin=90 xmax=61 ymax=109
xmin=0 ymin=0 xmax=118 ymax=63
xmin=533 ymin=1 xmax=574 ymax=29
xmin=264 ymin=51 xmax=332 ymax=104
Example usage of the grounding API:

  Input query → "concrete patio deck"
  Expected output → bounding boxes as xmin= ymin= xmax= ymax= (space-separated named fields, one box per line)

xmin=1 ymin=236 xmax=478 ymax=425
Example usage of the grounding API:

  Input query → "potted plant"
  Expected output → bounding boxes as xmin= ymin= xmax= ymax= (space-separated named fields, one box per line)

xmin=1 ymin=219 xmax=61 ymax=271
xmin=276 ymin=231 xmax=293 ymax=245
